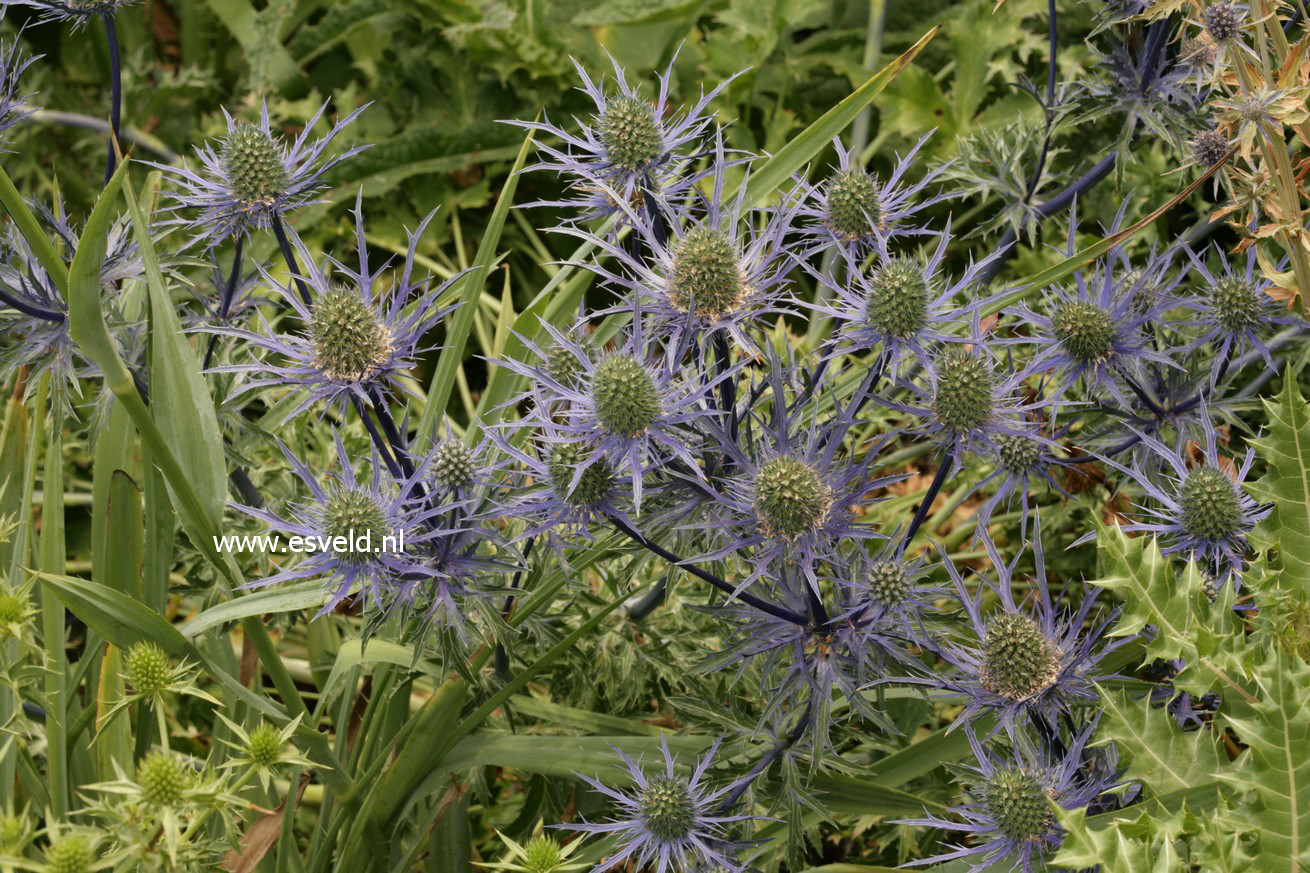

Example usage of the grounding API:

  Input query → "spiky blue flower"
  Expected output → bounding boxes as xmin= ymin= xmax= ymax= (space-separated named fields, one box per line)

xmin=901 ymin=723 xmax=1128 ymax=872
xmin=0 ymin=202 xmax=141 ymax=407
xmin=805 ymin=221 xmax=1005 ymax=372
xmin=148 ymin=100 xmax=369 ymax=247
xmin=0 ymin=0 xmax=135 ymax=27
xmin=234 ymin=432 xmax=498 ymax=628
xmin=794 ymin=133 xmax=950 ymax=256
xmin=569 ymin=737 xmax=752 ymax=873
xmin=965 ymin=412 xmax=1072 ymax=544
xmin=510 ymin=53 xmax=736 ymax=227
xmin=1180 ymin=245 xmax=1300 ymax=385
xmin=919 ymin=528 xmax=1124 ymax=735
xmin=210 ymin=198 xmax=455 ymax=420
xmin=493 ymin=312 xmax=730 ymax=511
xmin=561 ymin=136 xmax=801 ymax=355
xmin=0 ymin=22 xmax=36 ymax=146
xmin=1098 ymin=410 xmax=1269 ymax=584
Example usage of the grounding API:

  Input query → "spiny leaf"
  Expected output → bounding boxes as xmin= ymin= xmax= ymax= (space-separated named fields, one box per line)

xmin=1096 ymin=688 xmax=1225 ymax=798
xmin=1251 ymin=371 xmax=1310 ymax=592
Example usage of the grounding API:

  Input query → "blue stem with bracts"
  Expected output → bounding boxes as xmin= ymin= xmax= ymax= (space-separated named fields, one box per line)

xmin=900 ymin=443 xmax=953 ymax=551
xmin=102 ymin=14 xmax=122 ymax=185
xmin=718 ymin=704 xmax=813 ymax=810
xmin=203 ymin=235 xmax=245 ymax=369
xmin=0 ymin=286 xmax=62 ymax=322
xmin=608 ymin=513 xmax=809 ymax=627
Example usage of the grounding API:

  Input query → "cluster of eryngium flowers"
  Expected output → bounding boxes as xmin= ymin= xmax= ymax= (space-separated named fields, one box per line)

xmin=0 ymin=2 xmax=1303 ymax=872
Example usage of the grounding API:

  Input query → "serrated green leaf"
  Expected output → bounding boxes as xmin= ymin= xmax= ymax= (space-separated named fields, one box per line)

xmin=1252 ymin=372 xmax=1310 ymax=592
xmin=1096 ymin=688 xmax=1225 ymax=798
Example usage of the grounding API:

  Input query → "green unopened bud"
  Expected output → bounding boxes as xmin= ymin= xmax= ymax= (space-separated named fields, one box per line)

xmin=222 ymin=122 xmax=290 ymax=206
xmin=995 ymin=434 xmax=1042 ymax=476
xmin=246 ymin=723 xmax=284 ymax=768
xmin=934 ymin=348 xmax=996 ymax=433
xmin=322 ymin=487 xmax=391 ymax=562
xmin=592 ymin=355 xmax=661 ymax=437
xmin=137 ymin=751 xmax=190 ymax=806
xmin=45 ymin=834 xmax=94 ymax=873
xmin=598 ymin=96 xmax=663 ymax=170
xmin=983 ymin=767 xmax=1055 ymax=843
xmin=522 ymin=836 xmax=566 ymax=873
xmin=310 ymin=287 xmax=395 ymax=383
xmin=825 ymin=168 xmax=882 ymax=241
xmin=754 ymin=457 xmax=832 ymax=540
xmin=1051 ymin=299 xmax=1117 ymax=364
xmin=979 ymin=612 xmax=1060 ymax=701
xmin=431 ymin=439 xmax=477 ymax=492
xmin=1210 ymin=275 xmax=1264 ymax=334
xmin=0 ymin=814 xmax=26 ymax=853
xmin=125 ymin=642 xmax=172 ymax=698
xmin=1180 ymin=467 xmax=1244 ymax=542
xmin=548 ymin=443 xmax=615 ymax=508
xmin=670 ymin=227 xmax=747 ymax=319
xmin=639 ymin=775 xmax=695 ymax=841
xmin=865 ymin=257 xmax=929 ymax=339
xmin=867 ymin=558 xmax=912 ymax=608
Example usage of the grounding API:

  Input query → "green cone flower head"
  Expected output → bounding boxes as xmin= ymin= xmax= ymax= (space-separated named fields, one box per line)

xmin=310 ymin=287 xmax=396 ymax=384
xmin=825 ymin=167 xmax=882 ymax=241
xmin=865 ymin=256 xmax=930 ymax=339
xmin=137 ymin=751 xmax=191 ymax=806
xmin=867 ymin=558 xmax=913 ymax=608
xmin=933 ymin=348 xmax=996 ymax=433
xmin=753 ymin=456 xmax=833 ymax=540
xmin=1180 ymin=467 xmax=1244 ymax=543
xmin=521 ymin=836 xmax=567 ymax=873
xmin=124 ymin=642 xmax=173 ymax=698
xmin=1209 ymin=274 xmax=1265 ymax=334
xmin=431 ymin=439 xmax=478 ymax=492
xmin=222 ymin=122 xmax=290 ymax=207
xmin=1051 ymin=298 xmax=1117 ymax=364
xmin=983 ymin=766 xmax=1056 ymax=843
xmin=45 ymin=834 xmax=94 ymax=873
xmin=0 ymin=813 xmax=27 ymax=854
xmin=639 ymin=775 xmax=696 ymax=841
xmin=549 ymin=443 xmax=615 ymax=508
xmin=994 ymin=434 xmax=1042 ymax=476
xmin=546 ymin=339 xmax=591 ymax=387
xmin=592 ymin=354 xmax=662 ymax=437
xmin=322 ymin=486 xmax=392 ymax=563
xmin=0 ymin=587 xmax=33 ymax=640
xmin=670 ymin=227 xmax=748 ymax=319
xmin=598 ymin=96 xmax=663 ymax=170
xmin=246 ymin=722 xmax=285 ymax=768
xmin=979 ymin=612 xmax=1060 ymax=701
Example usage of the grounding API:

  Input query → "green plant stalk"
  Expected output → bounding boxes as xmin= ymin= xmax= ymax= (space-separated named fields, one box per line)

xmin=0 ymin=165 xmax=69 ymax=297
xmin=38 ymin=389 xmax=68 ymax=816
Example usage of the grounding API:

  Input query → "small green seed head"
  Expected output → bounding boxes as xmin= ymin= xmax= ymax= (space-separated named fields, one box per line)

xmin=865 ymin=257 xmax=930 ymax=339
xmin=0 ymin=814 xmax=26 ymax=853
xmin=1210 ymin=275 xmax=1265 ymax=333
xmin=1051 ymin=299 xmax=1117 ymax=364
xmin=933 ymin=349 xmax=996 ymax=433
xmin=639 ymin=775 xmax=696 ymax=842
xmin=45 ymin=834 xmax=94 ymax=873
xmin=546 ymin=340 xmax=589 ymax=387
xmin=522 ymin=836 xmax=565 ymax=873
xmin=124 ymin=642 xmax=173 ymax=698
xmin=431 ymin=439 xmax=477 ymax=492
xmin=825 ymin=168 xmax=882 ymax=241
xmin=670 ymin=227 xmax=747 ymax=319
xmin=221 ymin=122 xmax=290 ymax=206
xmin=592 ymin=355 xmax=661 ymax=437
xmin=979 ymin=612 xmax=1060 ymax=700
xmin=995 ymin=434 xmax=1042 ymax=476
xmin=548 ymin=443 xmax=615 ymax=508
xmin=598 ymin=96 xmax=663 ymax=170
xmin=867 ymin=559 xmax=912 ymax=608
xmin=322 ymin=486 xmax=391 ymax=563
xmin=310 ymin=287 xmax=395 ymax=383
xmin=137 ymin=752 xmax=190 ymax=806
xmin=1180 ymin=467 xmax=1244 ymax=543
xmin=246 ymin=722 xmax=285 ymax=768
xmin=983 ymin=766 xmax=1055 ymax=843
xmin=0 ymin=591 xmax=31 ymax=636
xmin=753 ymin=457 xmax=832 ymax=540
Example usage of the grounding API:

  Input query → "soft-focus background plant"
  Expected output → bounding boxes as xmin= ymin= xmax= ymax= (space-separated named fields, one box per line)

xmin=1 ymin=0 xmax=1309 ymax=872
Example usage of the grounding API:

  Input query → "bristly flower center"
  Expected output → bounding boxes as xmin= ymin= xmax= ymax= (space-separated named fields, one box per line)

xmin=246 ymin=723 xmax=284 ymax=767
xmin=1211 ymin=275 xmax=1265 ymax=333
xmin=222 ymin=122 xmax=291 ymax=206
xmin=867 ymin=558 xmax=912 ymax=608
xmin=825 ymin=167 xmax=882 ymax=240
xmin=322 ymin=486 xmax=391 ymax=563
xmin=995 ymin=434 xmax=1042 ymax=476
xmin=548 ymin=443 xmax=615 ymax=508
xmin=430 ymin=439 xmax=477 ymax=492
xmin=983 ymin=766 xmax=1056 ymax=843
xmin=979 ymin=612 xmax=1060 ymax=701
xmin=1180 ymin=467 xmax=1244 ymax=542
xmin=933 ymin=348 xmax=996 ymax=433
xmin=546 ymin=339 xmax=590 ymax=387
xmin=753 ymin=456 xmax=833 ymax=540
xmin=45 ymin=835 xmax=94 ymax=873
xmin=1191 ymin=130 xmax=1230 ymax=167
xmin=639 ymin=774 xmax=696 ymax=841
xmin=598 ymin=95 xmax=663 ymax=170
xmin=310 ymin=288 xmax=395 ymax=383
xmin=522 ymin=836 xmax=566 ymax=873
xmin=670 ymin=227 xmax=748 ymax=319
xmin=1202 ymin=2 xmax=1244 ymax=43
xmin=137 ymin=752 xmax=190 ymax=806
xmin=865 ymin=256 xmax=930 ymax=339
xmin=1051 ymin=299 xmax=1117 ymax=364
xmin=592 ymin=354 xmax=662 ymax=437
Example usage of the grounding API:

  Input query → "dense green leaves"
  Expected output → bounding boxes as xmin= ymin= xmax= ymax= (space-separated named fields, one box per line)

xmin=1252 ymin=372 xmax=1310 ymax=591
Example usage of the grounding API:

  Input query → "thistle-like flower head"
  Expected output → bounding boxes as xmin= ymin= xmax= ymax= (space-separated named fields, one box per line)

xmin=149 ymin=100 xmax=369 ymax=247
xmin=1 ymin=0 xmax=136 ymax=27
xmin=0 ymin=22 xmax=36 ymax=147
